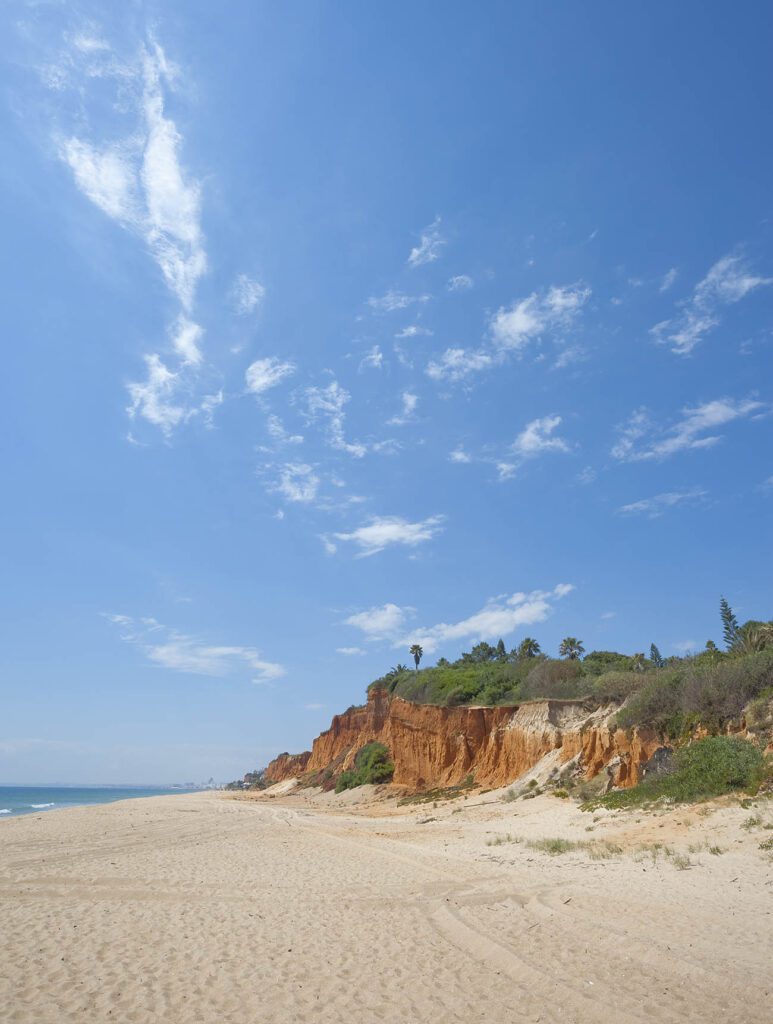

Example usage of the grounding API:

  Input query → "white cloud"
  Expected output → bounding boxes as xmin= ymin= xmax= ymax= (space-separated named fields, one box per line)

xmin=553 ymin=345 xmax=587 ymax=369
xmin=266 ymin=414 xmax=303 ymax=445
xmin=490 ymin=284 xmax=590 ymax=354
xmin=304 ymin=703 xmax=325 ymax=710
xmin=230 ymin=274 xmax=265 ymax=315
xmin=617 ymin=488 xmax=707 ymax=518
xmin=302 ymin=381 xmax=366 ymax=457
xmin=388 ymin=392 xmax=418 ymax=426
xmin=577 ymin=465 xmax=597 ymax=485
xmin=652 ymin=253 xmax=772 ymax=355
xmin=368 ymin=291 xmax=430 ymax=313
xmin=55 ymin=37 xmax=213 ymax=436
xmin=171 ymin=317 xmax=203 ymax=366
xmin=344 ymin=603 xmax=409 ymax=639
xmin=395 ymin=324 xmax=433 ymax=338
xmin=103 ymin=614 xmax=284 ymax=683
xmin=407 ymin=217 xmax=445 ymax=267
xmin=245 ymin=357 xmax=296 ymax=395
xmin=275 ymin=463 xmax=320 ymax=504
xmin=332 ymin=515 xmax=444 ymax=557
xmin=600 ymin=611 xmax=616 ymax=620
xmin=496 ymin=462 xmax=517 ymax=481
xmin=511 ymin=415 xmax=570 ymax=457
xmin=660 ymin=267 xmax=678 ymax=292
xmin=611 ymin=397 xmax=765 ymax=462
xmin=426 ymin=347 xmax=494 ymax=382
xmin=399 ymin=584 xmax=575 ymax=655
xmin=447 ymin=274 xmax=473 ymax=292
xmin=359 ymin=345 xmax=383 ymax=371
xmin=449 ymin=447 xmax=472 ymax=464
xmin=336 ymin=647 xmax=367 ymax=656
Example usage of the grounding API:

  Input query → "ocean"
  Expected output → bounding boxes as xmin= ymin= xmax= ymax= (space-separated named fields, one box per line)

xmin=0 ymin=785 xmax=188 ymax=818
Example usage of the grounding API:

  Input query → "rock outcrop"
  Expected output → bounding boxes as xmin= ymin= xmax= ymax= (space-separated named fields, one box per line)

xmin=264 ymin=751 xmax=311 ymax=783
xmin=264 ymin=690 xmax=663 ymax=790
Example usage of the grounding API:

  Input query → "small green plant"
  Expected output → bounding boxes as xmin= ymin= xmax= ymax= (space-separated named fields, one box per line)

xmin=528 ymin=837 xmax=580 ymax=855
xmin=708 ymin=845 xmax=724 ymax=855
xmin=335 ymin=742 xmax=394 ymax=793
xmin=527 ymin=779 xmax=538 ymax=789
xmin=742 ymin=815 xmax=762 ymax=830
xmin=552 ymin=788 xmax=570 ymax=799
xmin=502 ymin=788 xmax=518 ymax=803
xmin=666 ymin=850 xmax=693 ymax=870
xmin=759 ymin=836 xmax=773 ymax=851
xmin=585 ymin=736 xmax=768 ymax=810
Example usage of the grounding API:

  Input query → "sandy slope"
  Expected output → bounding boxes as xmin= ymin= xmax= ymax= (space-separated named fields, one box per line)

xmin=0 ymin=788 xmax=771 ymax=1024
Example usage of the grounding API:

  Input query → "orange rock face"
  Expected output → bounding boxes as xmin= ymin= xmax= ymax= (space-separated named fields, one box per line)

xmin=264 ymin=691 xmax=663 ymax=790
xmin=263 ymin=751 xmax=311 ymax=783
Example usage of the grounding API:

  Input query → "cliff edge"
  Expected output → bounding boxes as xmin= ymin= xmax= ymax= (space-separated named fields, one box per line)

xmin=264 ymin=690 xmax=662 ymax=791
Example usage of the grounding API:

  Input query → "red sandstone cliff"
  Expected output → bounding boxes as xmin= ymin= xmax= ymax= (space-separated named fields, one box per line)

xmin=264 ymin=690 xmax=662 ymax=790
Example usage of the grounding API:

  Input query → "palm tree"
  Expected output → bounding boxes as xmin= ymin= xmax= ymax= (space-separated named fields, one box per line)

xmin=517 ymin=637 xmax=541 ymax=660
xmin=731 ymin=622 xmax=773 ymax=656
xmin=409 ymin=644 xmax=423 ymax=671
xmin=559 ymin=637 xmax=585 ymax=660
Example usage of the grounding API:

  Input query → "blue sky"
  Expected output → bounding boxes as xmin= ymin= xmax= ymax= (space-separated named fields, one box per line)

xmin=2 ymin=1 xmax=772 ymax=784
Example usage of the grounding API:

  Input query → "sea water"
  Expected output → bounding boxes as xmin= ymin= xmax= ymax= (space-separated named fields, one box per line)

xmin=0 ymin=785 xmax=187 ymax=818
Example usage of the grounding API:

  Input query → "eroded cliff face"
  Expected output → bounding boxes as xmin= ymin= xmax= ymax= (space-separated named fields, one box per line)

xmin=264 ymin=691 xmax=662 ymax=790
xmin=264 ymin=751 xmax=311 ymax=783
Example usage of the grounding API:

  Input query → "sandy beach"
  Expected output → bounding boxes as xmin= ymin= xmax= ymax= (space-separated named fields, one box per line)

xmin=1 ymin=787 xmax=771 ymax=1024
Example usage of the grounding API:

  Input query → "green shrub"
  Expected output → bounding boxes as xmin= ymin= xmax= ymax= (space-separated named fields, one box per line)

xmin=335 ymin=742 xmax=394 ymax=793
xmin=589 ymin=736 xmax=768 ymax=809
xmin=521 ymin=659 xmax=586 ymax=700
xmin=592 ymin=671 xmax=648 ymax=704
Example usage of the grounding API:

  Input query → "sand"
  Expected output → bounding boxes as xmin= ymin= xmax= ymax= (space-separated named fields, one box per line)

xmin=1 ymin=787 xmax=771 ymax=1024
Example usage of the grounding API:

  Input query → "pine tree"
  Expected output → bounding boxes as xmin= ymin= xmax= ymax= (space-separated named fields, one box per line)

xmin=495 ymin=638 xmax=507 ymax=661
xmin=719 ymin=597 xmax=739 ymax=650
xmin=649 ymin=643 xmax=664 ymax=668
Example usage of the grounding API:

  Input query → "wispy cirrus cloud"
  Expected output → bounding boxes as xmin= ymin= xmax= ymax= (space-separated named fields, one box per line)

xmin=387 ymin=392 xmax=418 ymax=426
xmin=398 ymin=584 xmax=575 ymax=655
xmin=447 ymin=274 xmax=473 ymax=292
xmin=617 ymin=488 xmax=707 ymax=518
xmin=230 ymin=274 xmax=265 ymax=314
xmin=407 ymin=217 xmax=445 ymax=267
xmin=611 ymin=397 xmax=766 ymax=462
xmin=426 ymin=282 xmax=590 ymax=384
xmin=426 ymin=347 xmax=494 ymax=382
xmin=490 ymin=284 xmax=590 ymax=354
xmin=245 ymin=357 xmax=296 ymax=395
xmin=367 ymin=290 xmax=430 ymax=313
xmin=395 ymin=324 xmax=433 ymax=338
xmin=102 ymin=614 xmax=284 ymax=683
xmin=651 ymin=253 xmax=772 ymax=354
xmin=301 ymin=381 xmax=367 ymax=458
xmin=328 ymin=514 xmax=444 ymax=557
xmin=52 ymin=34 xmax=215 ymax=436
xmin=274 ymin=463 xmax=320 ymax=504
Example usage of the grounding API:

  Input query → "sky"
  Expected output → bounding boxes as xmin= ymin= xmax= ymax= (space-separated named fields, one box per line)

xmin=1 ymin=1 xmax=772 ymax=784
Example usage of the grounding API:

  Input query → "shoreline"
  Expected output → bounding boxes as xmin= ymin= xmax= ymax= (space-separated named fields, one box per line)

xmin=2 ymin=788 xmax=771 ymax=1023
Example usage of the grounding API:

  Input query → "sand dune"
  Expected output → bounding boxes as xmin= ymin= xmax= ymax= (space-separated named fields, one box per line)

xmin=1 ymin=789 xmax=771 ymax=1023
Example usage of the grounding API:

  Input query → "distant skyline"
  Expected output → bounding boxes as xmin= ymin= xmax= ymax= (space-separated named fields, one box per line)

xmin=2 ymin=1 xmax=772 ymax=783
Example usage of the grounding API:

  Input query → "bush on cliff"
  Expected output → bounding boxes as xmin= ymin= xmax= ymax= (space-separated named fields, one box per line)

xmin=614 ymin=649 xmax=773 ymax=738
xmin=591 ymin=736 xmax=769 ymax=809
xmin=335 ymin=742 xmax=394 ymax=793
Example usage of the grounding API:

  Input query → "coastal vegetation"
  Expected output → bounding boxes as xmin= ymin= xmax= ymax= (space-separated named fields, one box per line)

xmin=366 ymin=599 xmax=773 ymax=741
xmin=587 ymin=736 xmax=768 ymax=809
xmin=335 ymin=742 xmax=394 ymax=793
